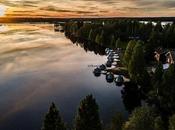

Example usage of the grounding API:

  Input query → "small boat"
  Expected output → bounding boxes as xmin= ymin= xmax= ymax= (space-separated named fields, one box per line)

xmin=113 ymin=55 xmax=119 ymax=59
xmin=105 ymin=48 xmax=112 ymax=55
xmin=112 ymin=62 xmax=118 ymax=66
xmin=112 ymin=51 xmax=117 ymax=54
xmin=113 ymin=53 xmax=119 ymax=56
xmin=115 ymin=75 xmax=124 ymax=86
xmin=114 ymin=59 xmax=120 ymax=62
xmin=93 ymin=68 xmax=101 ymax=77
xmin=99 ymin=64 xmax=106 ymax=71
xmin=108 ymin=53 xmax=114 ymax=57
xmin=108 ymin=58 xmax=114 ymax=63
xmin=106 ymin=72 xmax=114 ymax=83
xmin=113 ymin=58 xmax=119 ymax=62
xmin=105 ymin=48 xmax=110 ymax=53
xmin=106 ymin=61 xmax=112 ymax=67
xmin=107 ymin=55 xmax=113 ymax=59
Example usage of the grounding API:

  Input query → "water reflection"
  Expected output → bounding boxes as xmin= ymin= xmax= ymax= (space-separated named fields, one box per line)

xmin=64 ymin=27 xmax=145 ymax=116
xmin=121 ymin=82 xmax=142 ymax=113
xmin=64 ymin=32 xmax=126 ymax=87
xmin=65 ymin=33 xmax=106 ymax=56
xmin=0 ymin=24 xmax=127 ymax=130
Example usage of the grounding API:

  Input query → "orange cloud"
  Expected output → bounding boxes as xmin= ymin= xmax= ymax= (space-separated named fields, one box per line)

xmin=1 ymin=0 xmax=175 ymax=17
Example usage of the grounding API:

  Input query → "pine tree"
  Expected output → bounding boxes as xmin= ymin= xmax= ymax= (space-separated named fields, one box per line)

xmin=109 ymin=112 xmax=124 ymax=130
xmin=123 ymin=106 xmax=156 ymax=130
xmin=154 ymin=63 xmax=163 ymax=82
xmin=74 ymin=95 xmax=102 ymax=130
xmin=154 ymin=22 xmax=163 ymax=32
xmin=154 ymin=116 xmax=165 ymax=130
xmin=110 ymin=35 xmax=116 ymax=46
xmin=169 ymin=114 xmax=175 ymax=130
xmin=95 ymin=33 xmax=102 ymax=45
xmin=115 ymin=38 xmax=122 ymax=48
xmin=160 ymin=64 xmax=175 ymax=114
xmin=123 ymin=40 xmax=136 ymax=67
xmin=128 ymin=41 xmax=148 ymax=86
xmin=42 ymin=103 xmax=66 ymax=130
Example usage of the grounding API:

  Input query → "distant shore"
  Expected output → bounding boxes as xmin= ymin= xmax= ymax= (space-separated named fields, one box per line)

xmin=0 ymin=16 xmax=175 ymax=23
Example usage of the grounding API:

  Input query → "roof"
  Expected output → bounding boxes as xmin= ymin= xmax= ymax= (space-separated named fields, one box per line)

xmin=169 ymin=50 xmax=175 ymax=61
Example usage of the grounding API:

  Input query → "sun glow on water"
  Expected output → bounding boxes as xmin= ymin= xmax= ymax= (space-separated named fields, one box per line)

xmin=0 ymin=4 xmax=6 ymax=16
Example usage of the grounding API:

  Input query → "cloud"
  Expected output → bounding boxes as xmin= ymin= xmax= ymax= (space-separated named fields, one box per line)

xmin=1 ymin=0 xmax=175 ymax=17
xmin=40 ymin=5 xmax=94 ymax=14
xmin=161 ymin=1 xmax=175 ymax=8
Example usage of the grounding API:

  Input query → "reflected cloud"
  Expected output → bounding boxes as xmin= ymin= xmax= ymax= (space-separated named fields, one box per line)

xmin=0 ymin=24 xmax=128 ymax=130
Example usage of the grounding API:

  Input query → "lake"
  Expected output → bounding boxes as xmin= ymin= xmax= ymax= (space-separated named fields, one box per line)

xmin=0 ymin=24 xmax=127 ymax=130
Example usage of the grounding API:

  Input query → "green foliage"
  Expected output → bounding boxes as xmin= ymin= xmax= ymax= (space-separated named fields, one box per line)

xmin=95 ymin=34 xmax=103 ymax=45
xmin=76 ymin=23 xmax=92 ymax=38
xmin=115 ymin=38 xmax=121 ymax=48
xmin=145 ymin=30 xmax=162 ymax=54
xmin=169 ymin=114 xmax=175 ymax=130
xmin=64 ymin=20 xmax=175 ymax=50
xmin=164 ymin=24 xmax=175 ymax=48
xmin=74 ymin=95 xmax=102 ymax=130
xmin=110 ymin=35 xmax=116 ymax=47
xmin=154 ymin=22 xmax=163 ymax=32
xmin=42 ymin=103 xmax=66 ymax=130
xmin=123 ymin=106 xmax=156 ymax=130
xmin=150 ymin=64 xmax=175 ymax=115
xmin=109 ymin=112 xmax=124 ymax=130
xmin=123 ymin=40 xmax=136 ymax=67
xmin=154 ymin=116 xmax=165 ymax=130
xmin=128 ymin=41 xmax=149 ymax=86
xmin=160 ymin=64 xmax=175 ymax=113
xmin=154 ymin=63 xmax=163 ymax=82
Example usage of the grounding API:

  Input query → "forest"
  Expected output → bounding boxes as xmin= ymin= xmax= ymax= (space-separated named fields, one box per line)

xmin=41 ymin=20 xmax=175 ymax=130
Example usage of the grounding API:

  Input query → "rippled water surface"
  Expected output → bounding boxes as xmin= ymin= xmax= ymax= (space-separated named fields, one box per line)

xmin=0 ymin=24 xmax=126 ymax=130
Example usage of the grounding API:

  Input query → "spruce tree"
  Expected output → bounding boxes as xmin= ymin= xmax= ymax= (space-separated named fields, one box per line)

xmin=154 ymin=63 xmax=163 ymax=82
xmin=74 ymin=95 xmax=102 ymax=130
xmin=115 ymin=38 xmax=122 ymax=48
xmin=123 ymin=40 xmax=136 ymax=67
xmin=154 ymin=116 xmax=165 ymax=130
xmin=42 ymin=103 xmax=66 ymax=130
xmin=123 ymin=106 xmax=155 ymax=130
xmin=159 ymin=64 xmax=175 ymax=114
xmin=169 ymin=114 xmax=175 ymax=130
xmin=109 ymin=112 xmax=124 ymax=130
xmin=128 ymin=41 xmax=149 ymax=86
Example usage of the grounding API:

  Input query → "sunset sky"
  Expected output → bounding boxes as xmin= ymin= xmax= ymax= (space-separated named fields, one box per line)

xmin=0 ymin=0 xmax=175 ymax=17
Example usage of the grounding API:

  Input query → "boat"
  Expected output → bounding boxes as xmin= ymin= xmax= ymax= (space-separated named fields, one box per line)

xmin=108 ymin=53 xmax=114 ymax=57
xmin=106 ymin=72 xmax=114 ymax=83
xmin=105 ymin=48 xmax=113 ymax=55
xmin=105 ymin=48 xmax=110 ymax=54
xmin=106 ymin=61 xmax=112 ymax=67
xmin=93 ymin=68 xmax=101 ymax=77
xmin=107 ymin=58 xmax=114 ymax=63
xmin=115 ymin=75 xmax=124 ymax=86
xmin=113 ymin=55 xmax=119 ymax=59
xmin=112 ymin=62 xmax=118 ymax=66
xmin=99 ymin=64 xmax=106 ymax=71
xmin=113 ymin=53 xmax=119 ymax=56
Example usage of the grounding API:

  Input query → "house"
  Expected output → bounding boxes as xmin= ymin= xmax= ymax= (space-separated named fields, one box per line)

xmin=154 ymin=48 xmax=175 ymax=70
xmin=154 ymin=47 xmax=167 ymax=64
xmin=166 ymin=50 xmax=175 ymax=64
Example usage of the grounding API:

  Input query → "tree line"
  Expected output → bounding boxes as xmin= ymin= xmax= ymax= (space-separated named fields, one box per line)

xmin=41 ymin=94 xmax=175 ymax=130
xmin=64 ymin=20 xmax=175 ymax=58
xmin=40 ymin=39 xmax=175 ymax=130
xmin=57 ymin=20 xmax=175 ymax=130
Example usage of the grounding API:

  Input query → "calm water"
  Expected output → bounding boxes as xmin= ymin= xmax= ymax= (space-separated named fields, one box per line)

xmin=0 ymin=24 xmax=126 ymax=130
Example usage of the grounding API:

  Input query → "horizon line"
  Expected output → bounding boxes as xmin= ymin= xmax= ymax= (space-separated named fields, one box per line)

xmin=0 ymin=16 xmax=175 ymax=23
